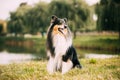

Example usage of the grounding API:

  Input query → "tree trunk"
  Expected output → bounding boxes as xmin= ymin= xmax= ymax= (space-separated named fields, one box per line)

xmin=73 ymin=30 xmax=77 ymax=39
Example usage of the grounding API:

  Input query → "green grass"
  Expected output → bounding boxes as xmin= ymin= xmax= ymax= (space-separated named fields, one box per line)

xmin=73 ymin=35 xmax=120 ymax=51
xmin=89 ymin=58 xmax=97 ymax=64
xmin=0 ymin=57 xmax=120 ymax=80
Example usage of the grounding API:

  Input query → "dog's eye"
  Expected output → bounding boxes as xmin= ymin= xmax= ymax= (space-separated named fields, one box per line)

xmin=64 ymin=25 xmax=67 ymax=29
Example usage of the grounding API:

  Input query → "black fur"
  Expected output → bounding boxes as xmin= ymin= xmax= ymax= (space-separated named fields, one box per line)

xmin=46 ymin=25 xmax=55 ymax=57
xmin=46 ymin=16 xmax=59 ymax=57
xmin=62 ymin=46 xmax=82 ymax=68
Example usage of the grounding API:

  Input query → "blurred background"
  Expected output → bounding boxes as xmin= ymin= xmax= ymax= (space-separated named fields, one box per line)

xmin=0 ymin=0 xmax=120 ymax=64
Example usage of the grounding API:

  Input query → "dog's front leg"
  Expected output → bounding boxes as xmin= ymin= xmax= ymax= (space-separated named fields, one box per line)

xmin=62 ymin=59 xmax=73 ymax=74
xmin=47 ymin=56 xmax=55 ymax=74
xmin=53 ymin=54 xmax=61 ymax=71
xmin=47 ymin=55 xmax=61 ymax=74
xmin=56 ymin=56 xmax=62 ymax=71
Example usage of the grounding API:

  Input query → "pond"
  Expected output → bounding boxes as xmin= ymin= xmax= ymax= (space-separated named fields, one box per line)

xmin=0 ymin=51 xmax=35 ymax=64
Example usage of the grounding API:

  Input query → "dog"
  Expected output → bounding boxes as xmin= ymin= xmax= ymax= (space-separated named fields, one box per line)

xmin=46 ymin=15 xmax=82 ymax=74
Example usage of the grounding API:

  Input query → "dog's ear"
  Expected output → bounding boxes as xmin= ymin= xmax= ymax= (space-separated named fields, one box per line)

xmin=51 ymin=15 xmax=58 ymax=23
xmin=64 ymin=18 xmax=67 ymax=23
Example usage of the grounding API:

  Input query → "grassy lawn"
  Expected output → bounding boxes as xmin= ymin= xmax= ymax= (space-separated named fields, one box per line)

xmin=0 ymin=57 xmax=120 ymax=80
xmin=73 ymin=35 xmax=120 ymax=52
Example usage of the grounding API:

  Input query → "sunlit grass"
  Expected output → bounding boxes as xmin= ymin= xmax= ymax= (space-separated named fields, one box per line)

xmin=0 ymin=57 xmax=120 ymax=80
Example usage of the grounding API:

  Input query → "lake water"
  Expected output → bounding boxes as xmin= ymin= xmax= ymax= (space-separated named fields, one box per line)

xmin=0 ymin=51 xmax=35 ymax=64
xmin=85 ymin=53 xmax=118 ymax=59
xmin=0 ymin=50 xmax=119 ymax=65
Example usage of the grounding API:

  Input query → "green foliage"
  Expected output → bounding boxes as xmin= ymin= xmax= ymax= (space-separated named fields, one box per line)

xmin=8 ymin=2 xmax=49 ymax=35
xmin=95 ymin=0 xmax=120 ymax=32
xmin=8 ymin=0 xmax=90 ymax=36
xmin=8 ymin=4 xmax=32 ymax=35
xmin=89 ymin=58 xmax=97 ymax=64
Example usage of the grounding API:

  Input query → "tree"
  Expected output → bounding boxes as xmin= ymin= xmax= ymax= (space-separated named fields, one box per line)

xmin=0 ymin=24 xmax=2 ymax=34
xmin=8 ymin=2 xmax=49 ymax=35
xmin=8 ymin=3 xmax=32 ymax=36
xmin=25 ymin=2 xmax=49 ymax=35
xmin=8 ymin=1 xmax=90 ymax=38
xmin=95 ymin=0 xmax=120 ymax=39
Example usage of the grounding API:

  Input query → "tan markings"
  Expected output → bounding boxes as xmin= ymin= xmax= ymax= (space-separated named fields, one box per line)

xmin=53 ymin=25 xmax=59 ymax=35
xmin=52 ymin=25 xmax=67 ymax=37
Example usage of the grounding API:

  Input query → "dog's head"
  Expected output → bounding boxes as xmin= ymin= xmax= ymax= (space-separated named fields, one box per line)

xmin=48 ymin=15 xmax=72 ymax=38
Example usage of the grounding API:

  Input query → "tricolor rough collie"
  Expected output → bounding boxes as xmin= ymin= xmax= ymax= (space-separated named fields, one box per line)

xmin=46 ymin=15 xmax=82 ymax=74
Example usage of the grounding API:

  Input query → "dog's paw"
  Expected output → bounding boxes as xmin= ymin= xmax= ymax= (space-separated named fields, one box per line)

xmin=76 ymin=65 xmax=82 ymax=69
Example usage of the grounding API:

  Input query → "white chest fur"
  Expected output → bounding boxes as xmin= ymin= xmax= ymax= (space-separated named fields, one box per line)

xmin=53 ymin=34 xmax=72 ymax=56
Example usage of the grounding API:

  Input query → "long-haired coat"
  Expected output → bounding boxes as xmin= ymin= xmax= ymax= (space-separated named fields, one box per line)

xmin=46 ymin=15 xmax=82 ymax=74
